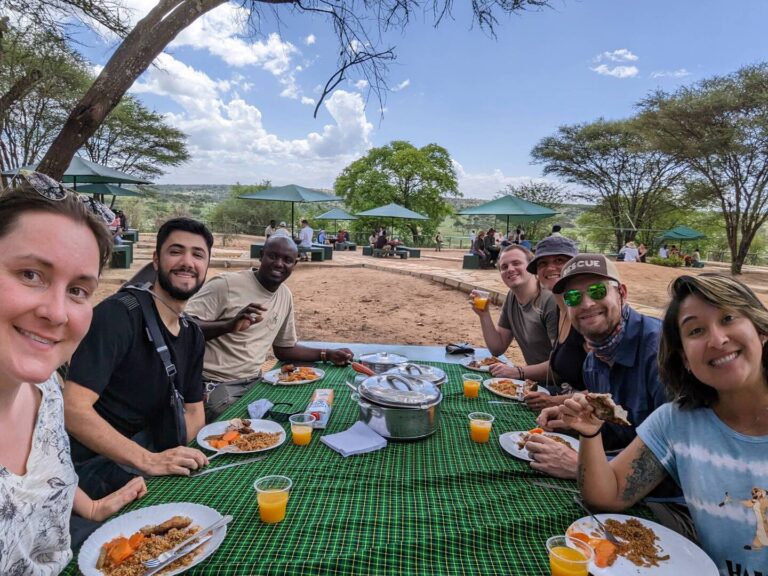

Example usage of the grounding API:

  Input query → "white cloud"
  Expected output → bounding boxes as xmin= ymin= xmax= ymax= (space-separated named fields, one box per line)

xmin=650 ymin=68 xmax=691 ymax=79
xmin=305 ymin=34 xmax=316 ymax=46
xmin=301 ymin=96 xmax=316 ymax=106
xmin=591 ymin=64 xmax=639 ymax=79
xmin=392 ymin=79 xmax=411 ymax=92
xmin=452 ymin=161 xmax=557 ymax=200
xmin=595 ymin=48 xmax=638 ymax=63
xmin=354 ymin=79 xmax=369 ymax=90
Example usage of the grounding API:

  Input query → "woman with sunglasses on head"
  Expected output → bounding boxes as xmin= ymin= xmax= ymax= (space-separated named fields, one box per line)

xmin=0 ymin=174 xmax=146 ymax=575
xmin=560 ymin=273 xmax=768 ymax=572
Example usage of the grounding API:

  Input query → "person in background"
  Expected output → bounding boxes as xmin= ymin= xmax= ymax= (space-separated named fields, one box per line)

xmin=272 ymin=221 xmax=291 ymax=239
xmin=565 ymin=274 xmax=768 ymax=573
xmin=638 ymin=243 xmax=648 ymax=263
xmin=0 ymin=174 xmax=146 ymax=573
xmin=484 ymin=227 xmax=500 ymax=267
xmin=264 ymin=219 xmax=277 ymax=240
xmin=519 ymin=233 xmax=532 ymax=250
xmin=471 ymin=229 xmax=490 ymax=268
xmin=692 ymin=247 xmax=702 ymax=266
xmin=620 ymin=241 xmax=640 ymax=262
xmin=368 ymin=231 xmax=377 ymax=246
xmin=670 ymin=244 xmax=680 ymax=258
xmin=659 ymin=243 xmax=669 ymax=258
xmin=550 ymin=224 xmax=563 ymax=237
xmin=471 ymin=245 xmax=558 ymax=384
xmin=187 ymin=235 xmax=354 ymax=419
xmin=435 ymin=231 xmax=443 ymax=251
xmin=469 ymin=229 xmax=476 ymax=248
xmin=297 ymin=219 xmax=313 ymax=262
xmin=317 ymin=229 xmax=327 ymax=245
xmin=66 ymin=218 xmax=213 ymax=499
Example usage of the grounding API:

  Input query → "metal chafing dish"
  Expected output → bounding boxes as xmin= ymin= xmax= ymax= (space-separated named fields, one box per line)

xmin=383 ymin=363 xmax=447 ymax=386
xmin=357 ymin=351 xmax=408 ymax=374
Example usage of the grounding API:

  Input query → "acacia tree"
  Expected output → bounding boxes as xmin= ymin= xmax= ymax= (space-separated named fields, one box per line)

xmin=37 ymin=0 xmax=553 ymax=180
xmin=496 ymin=181 xmax=567 ymax=240
xmin=531 ymin=119 xmax=687 ymax=252
xmin=334 ymin=140 xmax=459 ymax=242
xmin=636 ymin=64 xmax=768 ymax=274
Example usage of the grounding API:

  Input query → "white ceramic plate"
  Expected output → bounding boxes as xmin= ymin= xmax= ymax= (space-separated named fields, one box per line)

xmin=262 ymin=367 xmax=325 ymax=385
xmin=483 ymin=378 xmax=551 ymax=400
xmin=458 ymin=356 xmax=510 ymax=372
xmin=499 ymin=431 xmax=579 ymax=462
xmin=566 ymin=514 xmax=718 ymax=575
xmin=78 ymin=502 xmax=226 ymax=576
xmin=197 ymin=419 xmax=286 ymax=453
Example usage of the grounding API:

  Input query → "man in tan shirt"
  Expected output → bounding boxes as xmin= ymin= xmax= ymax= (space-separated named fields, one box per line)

xmin=187 ymin=235 xmax=353 ymax=419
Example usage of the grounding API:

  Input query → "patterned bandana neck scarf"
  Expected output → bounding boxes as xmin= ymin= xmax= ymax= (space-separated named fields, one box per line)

xmin=586 ymin=304 xmax=631 ymax=364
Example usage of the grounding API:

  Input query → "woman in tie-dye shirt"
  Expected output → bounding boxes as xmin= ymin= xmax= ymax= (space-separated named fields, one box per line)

xmin=558 ymin=273 xmax=768 ymax=575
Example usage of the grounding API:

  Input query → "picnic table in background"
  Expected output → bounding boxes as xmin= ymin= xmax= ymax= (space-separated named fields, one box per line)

xmin=62 ymin=343 xmax=648 ymax=575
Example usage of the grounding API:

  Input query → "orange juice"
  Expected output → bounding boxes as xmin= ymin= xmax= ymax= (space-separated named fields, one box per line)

xmin=463 ymin=379 xmax=481 ymax=398
xmin=257 ymin=490 xmax=289 ymax=523
xmin=473 ymin=296 xmax=489 ymax=311
xmin=549 ymin=546 xmax=589 ymax=576
xmin=470 ymin=419 xmax=492 ymax=443
xmin=291 ymin=424 xmax=313 ymax=446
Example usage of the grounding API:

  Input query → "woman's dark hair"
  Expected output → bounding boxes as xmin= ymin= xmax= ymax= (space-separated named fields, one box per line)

xmin=156 ymin=217 xmax=214 ymax=254
xmin=659 ymin=273 xmax=768 ymax=409
xmin=0 ymin=186 xmax=112 ymax=273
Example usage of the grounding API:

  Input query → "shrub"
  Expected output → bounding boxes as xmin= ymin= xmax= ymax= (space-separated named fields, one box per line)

xmin=649 ymin=255 xmax=684 ymax=267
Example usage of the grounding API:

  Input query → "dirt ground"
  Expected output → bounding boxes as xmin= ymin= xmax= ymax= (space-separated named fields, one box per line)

xmin=97 ymin=233 xmax=768 ymax=368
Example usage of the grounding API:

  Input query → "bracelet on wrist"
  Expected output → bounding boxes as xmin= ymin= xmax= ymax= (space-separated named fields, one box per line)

xmin=580 ymin=427 xmax=603 ymax=439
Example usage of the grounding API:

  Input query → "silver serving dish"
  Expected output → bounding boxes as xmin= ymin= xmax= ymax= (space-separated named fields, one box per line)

xmin=383 ymin=363 xmax=447 ymax=386
xmin=358 ymin=351 xmax=408 ymax=374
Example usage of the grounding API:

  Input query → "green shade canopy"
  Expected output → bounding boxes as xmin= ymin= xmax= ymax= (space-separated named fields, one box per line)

xmin=356 ymin=203 xmax=428 ymax=220
xmin=458 ymin=195 xmax=557 ymax=234
xmin=239 ymin=184 xmax=341 ymax=235
xmin=75 ymin=183 xmax=142 ymax=197
xmin=656 ymin=225 xmax=706 ymax=242
xmin=315 ymin=207 xmax=358 ymax=221
xmin=3 ymin=157 xmax=150 ymax=186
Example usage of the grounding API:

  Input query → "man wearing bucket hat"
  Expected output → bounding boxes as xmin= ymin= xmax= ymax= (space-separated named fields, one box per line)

xmin=531 ymin=254 xmax=668 ymax=478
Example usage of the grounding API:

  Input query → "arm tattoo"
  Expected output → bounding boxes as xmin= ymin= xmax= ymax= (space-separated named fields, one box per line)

xmin=621 ymin=444 xmax=666 ymax=504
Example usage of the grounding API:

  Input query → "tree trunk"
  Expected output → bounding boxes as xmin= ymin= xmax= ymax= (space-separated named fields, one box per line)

xmin=0 ymin=69 xmax=43 ymax=121
xmin=37 ymin=0 xmax=227 ymax=180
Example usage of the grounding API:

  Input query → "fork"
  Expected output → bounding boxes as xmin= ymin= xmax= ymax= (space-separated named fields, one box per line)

xmin=207 ymin=444 xmax=240 ymax=462
xmin=142 ymin=515 xmax=233 ymax=569
xmin=572 ymin=497 xmax=621 ymax=545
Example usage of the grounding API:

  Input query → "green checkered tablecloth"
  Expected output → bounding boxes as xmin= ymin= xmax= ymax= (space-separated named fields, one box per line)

xmin=64 ymin=363 xmax=602 ymax=575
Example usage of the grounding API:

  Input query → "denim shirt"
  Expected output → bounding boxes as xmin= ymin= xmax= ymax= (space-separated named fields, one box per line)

xmin=583 ymin=307 xmax=666 ymax=451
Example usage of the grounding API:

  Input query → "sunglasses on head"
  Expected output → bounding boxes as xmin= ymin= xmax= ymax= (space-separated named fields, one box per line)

xmin=563 ymin=281 xmax=619 ymax=307
xmin=9 ymin=169 xmax=68 ymax=201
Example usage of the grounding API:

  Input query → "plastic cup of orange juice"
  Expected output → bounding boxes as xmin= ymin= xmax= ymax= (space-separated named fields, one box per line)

xmin=473 ymin=290 xmax=490 ymax=311
xmin=462 ymin=373 xmax=481 ymax=398
xmin=289 ymin=413 xmax=317 ymax=446
xmin=254 ymin=475 xmax=292 ymax=524
xmin=468 ymin=412 xmax=494 ymax=443
xmin=546 ymin=535 xmax=593 ymax=576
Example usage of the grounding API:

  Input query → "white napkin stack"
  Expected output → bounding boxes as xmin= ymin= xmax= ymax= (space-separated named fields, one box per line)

xmin=320 ymin=422 xmax=387 ymax=457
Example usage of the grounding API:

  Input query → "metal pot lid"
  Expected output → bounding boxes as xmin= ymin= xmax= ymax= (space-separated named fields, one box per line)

xmin=384 ymin=363 xmax=447 ymax=385
xmin=358 ymin=351 xmax=409 ymax=367
xmin=358 ymin=374 xmax=442 ymax=408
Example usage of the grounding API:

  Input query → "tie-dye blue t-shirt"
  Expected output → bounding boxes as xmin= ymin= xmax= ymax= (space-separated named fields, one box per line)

xmin=638 ymin=402 xmax=768 ymax=576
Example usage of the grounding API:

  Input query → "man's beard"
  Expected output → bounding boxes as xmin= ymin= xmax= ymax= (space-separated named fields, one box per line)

xmin=156 ymin=266 xmax=204 ymax=301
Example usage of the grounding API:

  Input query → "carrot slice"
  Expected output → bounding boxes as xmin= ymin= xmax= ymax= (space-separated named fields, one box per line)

xmin=128 ymin=531 xmax=145 ymax=549
xmin=528 ymin=428 xmax=544 ymax=434
xmin=221 ymin=430 xmax=240 ymax=443
xmin=569 ymin=532 xmax=590 ymax=544
xmin=108 ymin=538 xmax=133 ymax=565
xmin=593 ymin=539 xmax=618 ymax=568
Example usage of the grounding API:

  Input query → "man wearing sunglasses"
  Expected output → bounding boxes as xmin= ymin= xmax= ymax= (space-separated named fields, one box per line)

xmin=532 ymin=254 xmax=667 ymax=479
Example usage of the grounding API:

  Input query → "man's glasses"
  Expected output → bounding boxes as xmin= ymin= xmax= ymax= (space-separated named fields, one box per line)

xmin=563 ymin=281 xmax=619 ymax=307
xmin=9 ymin=169 xmax=67 ymax=200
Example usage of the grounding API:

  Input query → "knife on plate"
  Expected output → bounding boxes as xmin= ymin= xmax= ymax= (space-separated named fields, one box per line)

xmin=143 ymin=533 xmax=214 ymax=575
xmin=190 ymin=455 xmax=267 ymax=477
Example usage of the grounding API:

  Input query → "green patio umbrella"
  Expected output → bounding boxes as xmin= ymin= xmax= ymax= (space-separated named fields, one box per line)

xmin=656 ymin=225 xmax=706 ymax=242
xmin=356 ymin=203 xmax=429 ymax=238
xmin=75 ymin=182 xmax=143 ymax=207
xmin=457 ymin=195 xmax=556 ymax=234
xmin=315 ymin=207 xmax=358 ymax=234
xmin=3 ymin=157 xmax=150 ymax=188
xmin=239 ymin=184 xmax=341 ymax=235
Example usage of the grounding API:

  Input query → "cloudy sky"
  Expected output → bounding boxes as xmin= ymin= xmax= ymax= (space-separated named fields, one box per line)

xmin=76 ymin=0 xmax=768 ymax=199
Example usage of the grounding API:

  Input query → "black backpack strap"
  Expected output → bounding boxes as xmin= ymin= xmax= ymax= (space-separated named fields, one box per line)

xmin=122 ymin=284 xmax=179 ymax=389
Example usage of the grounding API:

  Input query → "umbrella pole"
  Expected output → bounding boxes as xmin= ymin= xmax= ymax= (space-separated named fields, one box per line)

xmin=291 ymin=203 xmax=295 ymax=237
xmin=506 ymin=215 xmax=510 ymax=236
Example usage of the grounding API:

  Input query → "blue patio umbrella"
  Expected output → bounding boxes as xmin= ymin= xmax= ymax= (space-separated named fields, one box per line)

xmin=356 ymin=203 xmax=429 ymax=238
xmin=315 ymin=207 xmax=358 ymax=235
xmin=239 ymin=184 xmax=341 ymax=235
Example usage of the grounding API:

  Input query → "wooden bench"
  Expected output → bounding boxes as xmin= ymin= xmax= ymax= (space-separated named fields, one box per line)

xmin=462 ymin=253 xmax=481 ymax=269
xmin=372 ymin=248 xmax=408 ymax=259
xmin=400 ymin=247 xmax=421 ymax=258
xmin=334 ymin=241 xmax=357 ymax=251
